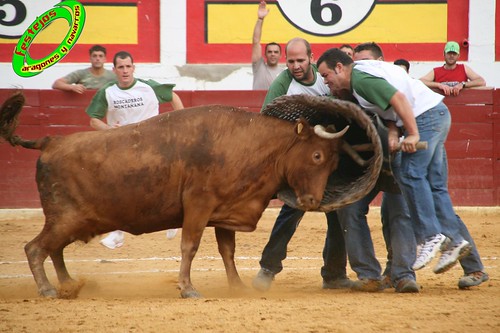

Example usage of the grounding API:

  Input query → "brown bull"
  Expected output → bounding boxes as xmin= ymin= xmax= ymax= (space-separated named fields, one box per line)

xmin=0 ymin=93 xmax=348 ymax=298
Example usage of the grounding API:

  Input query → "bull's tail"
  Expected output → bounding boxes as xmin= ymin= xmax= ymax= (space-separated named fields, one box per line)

xmin=0 ymin=92 xmax=48 ymax=150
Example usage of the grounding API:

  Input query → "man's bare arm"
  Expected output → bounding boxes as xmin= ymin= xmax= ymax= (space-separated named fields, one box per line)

xmin=170 ymin=92 xmax=184 ymax=111
xmin=52 ymin=78 xmax=86 ymax=94
xmin=389 ymin=91 xmax=420 ymax=153
xmin=420 ymin=69 xmax=453 ymax=96
xmin=463 ymin=65 xmax=486 ymax=88
xmin=419 ymin=70 xmax=439 ymax=88
xmin=90 ymin=118 xmax=112 ymax=130
xmin=251 ymin=1 xmax=269 ymax=64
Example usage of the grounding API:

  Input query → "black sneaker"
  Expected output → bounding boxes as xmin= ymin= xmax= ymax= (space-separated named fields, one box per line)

xmin=322 ymin=277 xmax=354 ymax=289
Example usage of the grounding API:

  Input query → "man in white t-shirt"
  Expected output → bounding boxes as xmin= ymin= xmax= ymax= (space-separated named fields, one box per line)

xmin=317 ymin=47 xmax=477 ymax=281
xmin=86 ymin=51 xmax=184 ymax=248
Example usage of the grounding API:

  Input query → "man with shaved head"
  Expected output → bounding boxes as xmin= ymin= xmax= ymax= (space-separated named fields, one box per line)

xmin=253 ymin=37 xmax=351 ymax=292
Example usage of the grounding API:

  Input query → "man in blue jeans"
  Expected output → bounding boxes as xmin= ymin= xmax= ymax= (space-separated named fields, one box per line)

xmin=252 ymin=37 xmax=351 ymax=291
xmin=336 ymin=175 xmax=419 ymax=293
xmin=352 ymin=42 xmax=488 ymax=289
xmin=334 ymin=43 xmax=419 ymax=293
xmin=316 ymin=47 xmax=485 ymax=285
xmin=441 ymin=151 xmax=489 ymax=288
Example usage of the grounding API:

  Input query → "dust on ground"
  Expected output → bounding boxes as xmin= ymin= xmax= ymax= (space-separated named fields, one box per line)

xmin=0 ymin=207 xmax=498 ymax=333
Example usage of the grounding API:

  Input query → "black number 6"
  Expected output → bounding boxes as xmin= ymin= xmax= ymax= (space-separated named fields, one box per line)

xmin=0 ymin=0 xmax=27 ymax=27
xmin=310 ymin=0 xmax=342 ymax=26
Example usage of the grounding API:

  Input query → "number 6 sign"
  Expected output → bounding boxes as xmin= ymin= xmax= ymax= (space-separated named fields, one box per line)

xmin=277 ymin=0 xmax=376 ymax=36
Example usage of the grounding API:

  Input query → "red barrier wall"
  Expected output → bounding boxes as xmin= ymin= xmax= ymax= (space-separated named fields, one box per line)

xmin=0 ymin=88 xmax=498 ymax=208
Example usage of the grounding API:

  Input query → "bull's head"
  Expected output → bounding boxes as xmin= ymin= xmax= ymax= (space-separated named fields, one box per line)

xmin=284 ymin=118 xmax=348 ymax=211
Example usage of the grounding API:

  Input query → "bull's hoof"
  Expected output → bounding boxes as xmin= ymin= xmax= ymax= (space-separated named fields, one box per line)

xmin=180 ymin=289 xmax=202 ymax=299
xmin=39 ymin=287 xmax=58 ymax=298
xmin=229 ymin=279 xmax=247 ymax=290
xmin=58 ymin=279 xmax=85 ymax=299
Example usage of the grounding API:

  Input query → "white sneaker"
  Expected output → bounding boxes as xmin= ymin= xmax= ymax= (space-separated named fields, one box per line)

xmin=415 ymin=243 xmax=422 ymax=258
xmin=100 ymin=230 xmax=125 ymax=249
xmin=433 ymin=240 xmax=473 ymax=274
xmin=166 ymin=228 xmax=178 ymax=240
xmin=412 ymin=233 xmax=447 ymax=270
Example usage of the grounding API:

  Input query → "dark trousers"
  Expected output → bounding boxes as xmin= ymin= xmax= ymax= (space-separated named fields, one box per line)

xmin=259 ymin=204 xmax=347 ymax=281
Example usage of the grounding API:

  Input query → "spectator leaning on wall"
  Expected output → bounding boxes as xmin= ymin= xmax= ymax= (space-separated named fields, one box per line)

xmin=52 ymin=45 xmax=116 ymax=94
xmin=419 ymin=41 xmax=486 ymax=96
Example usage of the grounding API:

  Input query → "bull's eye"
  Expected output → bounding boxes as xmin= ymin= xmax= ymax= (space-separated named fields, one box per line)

xmin=313 ymin=151 xmax=323 ymax=164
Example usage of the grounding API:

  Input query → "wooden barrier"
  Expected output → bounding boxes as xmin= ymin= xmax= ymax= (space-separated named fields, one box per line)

xmin=0 ymin=88 xmax=498 ymax=208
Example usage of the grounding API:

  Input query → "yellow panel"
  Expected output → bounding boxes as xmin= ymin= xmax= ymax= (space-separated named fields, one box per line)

xmin=207 ymin=4 xmax=447 ymax=44
xmin=0 ymin=6 xmax=137 ymax=44
xmin=79 ymin=6 xmax=137 ymax=44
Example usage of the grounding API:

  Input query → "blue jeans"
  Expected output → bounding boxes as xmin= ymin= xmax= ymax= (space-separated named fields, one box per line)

xmin=336 ymin=185 xmax=416 ymax=284
xmin=259 ymin=204 xmax=347 ymax=281
xmin=398 ymin=102 xmax=464 ymax=246
xmin=456 ymin=214 xmax=484 ymax=274
xmin=381 ymin=192 xmax=417 ymax=283
xmin=441 ymin=149 xmax=484 ymax=273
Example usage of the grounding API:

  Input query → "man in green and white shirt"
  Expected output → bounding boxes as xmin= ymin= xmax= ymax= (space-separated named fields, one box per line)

xmin=317 ymin=48 xmax=476 ymax=279
xmin=261 ymin=38 xmax=329 ymax=109
xmin=253 ymin=38 xmax=350 ymax=292
xmin=86 ymin=51 xmax=184 ymax=130
xmin=86 ymin=51 xmax=184 ymax=248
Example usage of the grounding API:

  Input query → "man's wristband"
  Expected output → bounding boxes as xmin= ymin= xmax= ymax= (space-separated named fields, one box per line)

xmin=462 ymin=81 xmax=467 ymax=88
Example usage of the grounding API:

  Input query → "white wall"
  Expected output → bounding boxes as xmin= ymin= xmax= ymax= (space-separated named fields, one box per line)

xmin=0 ymin=0 xmax=497 ymax=90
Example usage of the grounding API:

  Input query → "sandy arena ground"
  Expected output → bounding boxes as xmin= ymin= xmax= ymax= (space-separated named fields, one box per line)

xmin=0 ymin=207 xmax=498 ymax=333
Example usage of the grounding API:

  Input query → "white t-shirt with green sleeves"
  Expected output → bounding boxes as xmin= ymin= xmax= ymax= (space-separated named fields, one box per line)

xmin=86 ymin=78 xmax=175 ymax=126
xmin=352 ymin=60 xmax=443 ymax=127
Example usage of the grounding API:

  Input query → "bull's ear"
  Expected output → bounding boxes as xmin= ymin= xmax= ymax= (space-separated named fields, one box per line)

xmin=296 ymin=122 xmax=304 ymax=134
xmin=295 ymin=118 xmax=310 ymax=137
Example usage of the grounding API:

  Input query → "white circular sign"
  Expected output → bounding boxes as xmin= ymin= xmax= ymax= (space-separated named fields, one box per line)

xmin=0 ymin=0 xmax=60 ymax=38
xmin=277 ymin=0 xmax=376 ymax=36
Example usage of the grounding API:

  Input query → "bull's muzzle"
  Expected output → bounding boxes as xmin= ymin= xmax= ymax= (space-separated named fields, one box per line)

xmin=296 ymin=194 xmax=320 ymax=210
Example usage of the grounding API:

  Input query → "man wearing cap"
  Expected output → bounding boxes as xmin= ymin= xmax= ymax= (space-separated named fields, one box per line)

xmin=420 ymin=41 xmax=485 ymax=96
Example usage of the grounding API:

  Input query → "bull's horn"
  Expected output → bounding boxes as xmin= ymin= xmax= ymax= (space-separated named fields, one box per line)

xmin=314 ymin=125 xmax=349 ymax=139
